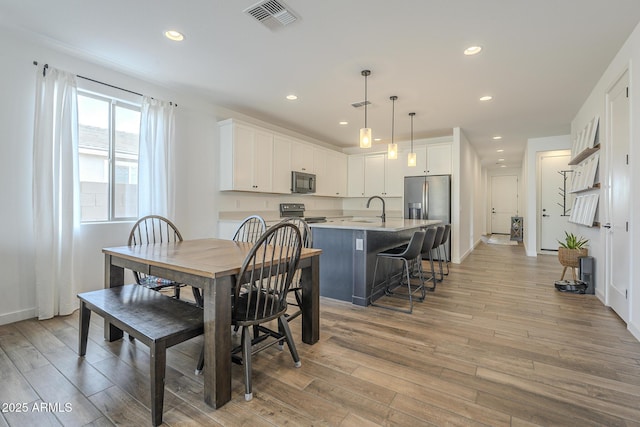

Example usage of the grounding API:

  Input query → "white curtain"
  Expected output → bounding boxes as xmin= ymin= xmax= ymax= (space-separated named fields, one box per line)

xmin=138 ymin=97 xmax=176 ymax=219
xmin=32 ymin=66 xmax=80 ymax=320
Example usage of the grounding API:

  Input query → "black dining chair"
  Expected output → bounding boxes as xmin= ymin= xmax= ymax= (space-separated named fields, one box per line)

xmin=129 ymin=215 xmax=201 ymax=304
xmin=278 ymin=217 xmax=313 ymax=322
xmin=197 ymin=222 xmax=303 ymax=400
xmin=233 ymin=215 xmax=267 ymax=243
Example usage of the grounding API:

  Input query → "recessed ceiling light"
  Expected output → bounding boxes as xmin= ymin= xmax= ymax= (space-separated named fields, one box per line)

xmin=497 ymin=149 xmax=504 ymax=152
xmin=374 ymin=138 xmax=382 ymax=142
xmin=339 ymin=121 xmax=348 ymax=125
xmin=492 ymin=136 xmax=502 ymax=140
xmin=464 ymin=46 xmax=483 ymax=56
xmin=479 ymin=95 xmax=493 ymax=101
xmin=498 ymin=158 xmax=505 ymax=162
xmin=500 ymin=164 xmax=507 ymax=168
xmin=286 ymin=94 xmax=298 ymax=100
xmin=164 ymin=30 xmax=184 ymax=41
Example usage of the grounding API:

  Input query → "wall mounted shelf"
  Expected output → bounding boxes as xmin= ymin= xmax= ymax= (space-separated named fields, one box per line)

xmin=568 ymin=144 xmax=600 ymax=165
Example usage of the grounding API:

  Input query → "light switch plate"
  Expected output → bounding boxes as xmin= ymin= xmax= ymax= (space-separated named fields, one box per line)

xmin=355 ymin=238 xmax=363 ymax=251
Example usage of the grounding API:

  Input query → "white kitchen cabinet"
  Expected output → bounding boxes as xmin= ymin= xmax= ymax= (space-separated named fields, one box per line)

xmin=364 ymin=154 xmax=385 ymax=197
xmin=273 ymin=135 xmax=292 ymax=193
xmin=363 ymin=153 xmax=403 ymax=197
xmin=403 ymin=146 xmax=428 ymax=176
xmin=384 ymin=155 xmax=404 ymax=196
xmin=328 ymin=151 xmax=348 ymax=197
xmin=291 ymin=142 xmax=314 ymax=172
xmin=219 ymin=120 xmax=273 ymax=192
xmin=348 ymin=155 xmax=365 ymax=197
xmin=349 ymin=153 xmax=403 ymax=197
xmin=313 ymin=148 xmax=328 ymax=195
xmin=426 ymin=143 xmax=452 ymax=175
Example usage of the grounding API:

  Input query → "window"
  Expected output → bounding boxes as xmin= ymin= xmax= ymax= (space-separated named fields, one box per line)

xmin=77 ymin=91 xmax=141 ymax=222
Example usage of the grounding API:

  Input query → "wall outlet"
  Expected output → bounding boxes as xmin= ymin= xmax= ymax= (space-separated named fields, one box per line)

xmin=355 ymin=238 xmax=363 ymax=251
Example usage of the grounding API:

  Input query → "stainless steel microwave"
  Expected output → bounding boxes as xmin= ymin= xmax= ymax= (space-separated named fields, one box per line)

xmin=291 ymin=171 xmax=316 ymax=194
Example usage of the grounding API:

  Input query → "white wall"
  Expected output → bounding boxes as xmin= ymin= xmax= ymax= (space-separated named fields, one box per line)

xmin=454 ymin=127 xmax=483 ymax=262
xmin=523 ymin=135 xmax=572 ymax=257
xmin=572 ymin=20 xmax=640 ymax=340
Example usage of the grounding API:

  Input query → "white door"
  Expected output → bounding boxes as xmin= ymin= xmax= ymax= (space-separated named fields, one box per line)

xmin=539 ymin=152 xmax=572 ymax=251
xmin=606 ymin=71 xmax=630 ymax=322
xmin=491 ymin=175 xmax=518 ymax=234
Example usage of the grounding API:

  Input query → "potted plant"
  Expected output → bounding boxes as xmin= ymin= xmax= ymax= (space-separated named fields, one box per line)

xmin=557 ymin=231 xmax=589 ymax=280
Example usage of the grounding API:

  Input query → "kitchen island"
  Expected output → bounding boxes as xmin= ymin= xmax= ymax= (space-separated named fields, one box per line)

xmin=309 ymin=218 xmax=441 ymax=306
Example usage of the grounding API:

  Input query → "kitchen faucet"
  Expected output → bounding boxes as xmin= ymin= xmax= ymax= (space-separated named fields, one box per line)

xmin=366 ymin=196 xmax=386 ymax=223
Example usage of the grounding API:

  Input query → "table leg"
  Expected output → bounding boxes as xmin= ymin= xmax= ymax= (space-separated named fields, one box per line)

xmin=300 ymin=255 xmax=320 ymax=344
xmin=203 ymin=277 xmax=232 ymax=408
xmin=104 ymin=254 xmax=124 ymax=341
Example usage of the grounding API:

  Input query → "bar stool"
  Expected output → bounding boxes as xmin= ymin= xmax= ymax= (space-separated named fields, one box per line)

xmin=370 ymin=230 xmax=426 ymax=314
xmin=420 ymin=227 xmax=439 ymax=291
xmin=439 ymin=224 xmax=451 ymax=276
xmin=431 ymin=226 xmax=445 ymax=282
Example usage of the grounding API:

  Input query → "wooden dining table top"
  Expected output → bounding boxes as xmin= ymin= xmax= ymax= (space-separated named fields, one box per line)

xmin=103 ymin=238 xmax=322 ymax=279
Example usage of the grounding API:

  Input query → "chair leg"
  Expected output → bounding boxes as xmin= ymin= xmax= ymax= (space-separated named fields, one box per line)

xmin=433 ymin=248 xmax=444 ymax=282
xmin=426 ymin=254 xmax=437 ymax=291
xmin=192 ymin=287 xmax=203 ymax=307
xmin=440 ymin=245 xmax=450 ymax=275
xmin=174 ymin=285 xmax=181 ymax=299
xmin=278 ymin=316 xmax=301 ymax=367
xmin=241 ymin=326 xmax=253 ymax=401
xmin=195 ymin=346 xmax=204 ymax=375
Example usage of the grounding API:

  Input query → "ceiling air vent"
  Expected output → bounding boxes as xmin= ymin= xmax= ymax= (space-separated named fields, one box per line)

xmin=244 ymin=0 xmax=298 ymax=30
xmin=351 ymin=100 xmax=372 ymax=108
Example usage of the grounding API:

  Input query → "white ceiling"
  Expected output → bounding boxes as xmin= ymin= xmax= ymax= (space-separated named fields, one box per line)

xmin=3 ymin=0 xmax=640 ymax=169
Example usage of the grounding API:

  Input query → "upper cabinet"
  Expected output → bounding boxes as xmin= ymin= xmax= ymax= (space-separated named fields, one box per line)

xmin=219 ymin=119 xmax=347 ymax=196
xmin=348 ymin=155 xmax=365 ymax=197
xmin=320 ymin=150 xmax=348 ymax=197
xmin=272 ymin=135 xmax=293 ymax=194
xmin=402 ymin=143 xmax=452 ymax=176
xmin=348 ymin=153 xmax=403 ymax=197
xmin=291 ymin=142 xmax=314 ymax=173
xmin=219 ymin=120 xmax=273 ymax=192
xmin=426 ymin=143 xmax=452 ymax=175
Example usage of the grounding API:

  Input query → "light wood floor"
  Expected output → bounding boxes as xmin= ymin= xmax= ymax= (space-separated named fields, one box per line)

xmin=2 ymin=241 xmax=640 ymax=426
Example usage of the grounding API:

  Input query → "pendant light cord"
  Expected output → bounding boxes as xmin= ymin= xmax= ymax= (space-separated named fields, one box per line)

xmin=364 ymin=73 xmax=368 ymax=128
xmin=391 ymin=97 xmax=395 ymax=144
xmin=409 ymin=112 xmax=415 ymax=152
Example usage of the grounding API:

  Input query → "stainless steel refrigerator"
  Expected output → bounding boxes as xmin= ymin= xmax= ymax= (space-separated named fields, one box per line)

xmin=404 ymin=174 xmax=451 ymax=259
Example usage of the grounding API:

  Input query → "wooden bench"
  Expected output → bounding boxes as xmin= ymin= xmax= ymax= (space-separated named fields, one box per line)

xmin=77 ymin=284 xmax=204 ymax=426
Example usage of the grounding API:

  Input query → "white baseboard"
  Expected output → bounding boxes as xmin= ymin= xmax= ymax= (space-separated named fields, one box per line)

xmin=0 ymin=308 xmax=36 ymax=326
xmin=628 ymin=321 xmax=640 ymax=343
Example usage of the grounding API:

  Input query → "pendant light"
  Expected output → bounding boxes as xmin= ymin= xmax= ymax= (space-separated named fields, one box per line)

xmin=408 ymin=112 xmax=417 ymax=167
xmin=359 ymin=70 xmax=372 ymax=148
xmin=387 ymin=96 xmax=398 ymax=159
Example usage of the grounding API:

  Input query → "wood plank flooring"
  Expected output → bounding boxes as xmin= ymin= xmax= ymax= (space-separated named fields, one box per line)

xmin=1 ymin=241 xmax=640 ymax=426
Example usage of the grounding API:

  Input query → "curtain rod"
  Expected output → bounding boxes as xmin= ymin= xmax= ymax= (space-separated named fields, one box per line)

xmin=33 ymin=61 xmax=177 ymax=106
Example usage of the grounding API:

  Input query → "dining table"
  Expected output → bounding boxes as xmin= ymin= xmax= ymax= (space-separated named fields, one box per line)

xmin=102 ymin=238 xmax=322 ymax=409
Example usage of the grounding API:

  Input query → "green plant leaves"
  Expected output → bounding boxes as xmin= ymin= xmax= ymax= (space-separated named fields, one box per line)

xmin=558 ymin=231 xmax=589 ymax=249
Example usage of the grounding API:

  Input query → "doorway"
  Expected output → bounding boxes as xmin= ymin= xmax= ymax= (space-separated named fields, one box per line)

xmin=606 ymin=70 xmax=630 ymax=322
xmin=538 ymin=151 xmax=572 ymax=251
xmin=490 ymin=175 xmax=518 ymax=234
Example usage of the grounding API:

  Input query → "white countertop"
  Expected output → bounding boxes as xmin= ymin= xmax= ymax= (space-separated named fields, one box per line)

xmin=309 ymin=218 xmax=441 ymax=232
